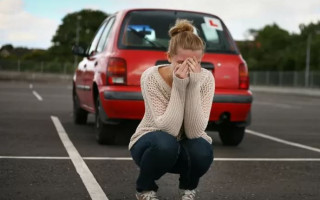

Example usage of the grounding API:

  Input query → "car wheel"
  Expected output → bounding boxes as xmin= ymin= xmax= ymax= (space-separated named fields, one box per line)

xmin=73 ymin=92 xmax=88 ymax=124
xmin=95 ymin=97 xmax=116 ymax=145
xmin=218 ymin=125 xmax=245 ymax=146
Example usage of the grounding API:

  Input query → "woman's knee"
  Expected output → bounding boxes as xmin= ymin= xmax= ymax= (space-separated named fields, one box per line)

xmin=151 ymin=131 xmax=179 ymax=156
xmin=130 ymin=131 xmax=179 ymax=166
xmin=184 ymin=138 xmax=213 ymax=170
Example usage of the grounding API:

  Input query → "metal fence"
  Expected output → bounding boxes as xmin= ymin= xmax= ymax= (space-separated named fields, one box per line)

xmin=0 ymin=59 xmax=75 ymax=74
xmin=250 ymin=71 xmax=320 ymax=88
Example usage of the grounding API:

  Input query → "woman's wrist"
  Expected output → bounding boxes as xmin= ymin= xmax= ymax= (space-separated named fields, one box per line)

xmin=173 ymin=73 xmax=189 ymax=89
xmin=189 ymin=71 xmax=202 ymax=85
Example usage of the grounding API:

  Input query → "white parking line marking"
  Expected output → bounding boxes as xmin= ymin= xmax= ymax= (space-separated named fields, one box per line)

xmin=84 ymin=157 xmax=133 ymax=160
xmin=246 ymin=129 xmax=320 ymax=153
xmin=51 ymin=116 xmax=109 ymax=200
xmin=32 ymin=90 xmax=43 ymax=101
xmin=83 ymin=157 xmax=320 ymax=161
xmin=1 ymin=156 xmax=320 ymax=161
xmin=213 ymin=158 xmax=320 ymax=161
xmin=254 ymin=101 xmax=300 ymax=109
xmin=0 ymin=156 xmax=69 ymax=159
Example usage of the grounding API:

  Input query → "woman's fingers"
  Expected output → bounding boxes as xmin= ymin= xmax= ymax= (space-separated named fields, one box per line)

xmin=188 ymin=57 xmax=201 ymax=73
xmin=189 ymin=57 xmax=197 ymax=67
xmin=187 ymin=59 xmax=195 ymax=72
xmin=182 ymin=63 xmax=189 ymax=74
xmin=174 ymin=60 xmax=189 ymax=79
xmin=187 ymin=58 xmax=197 ymax=72
xmin=174 ymin=57 xmax=202 ymax=79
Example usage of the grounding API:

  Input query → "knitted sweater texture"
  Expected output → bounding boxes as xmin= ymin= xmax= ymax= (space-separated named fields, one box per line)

xmin=128 ymin=65 xmax=215 ymax=150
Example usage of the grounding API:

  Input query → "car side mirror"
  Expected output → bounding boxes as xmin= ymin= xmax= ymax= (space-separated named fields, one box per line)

xmin=72 ymin=45 xmax=88 ymax=57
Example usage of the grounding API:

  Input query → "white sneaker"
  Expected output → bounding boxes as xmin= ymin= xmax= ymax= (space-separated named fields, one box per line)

xmin=180 ymin=189 xmax=196 ymax=200
xmin=136 ymin=191 xmax=159 ymax=200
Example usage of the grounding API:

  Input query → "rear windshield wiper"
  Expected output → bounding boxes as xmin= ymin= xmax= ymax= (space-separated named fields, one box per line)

xmin=128 ymin=27 xmax=167 ymax=50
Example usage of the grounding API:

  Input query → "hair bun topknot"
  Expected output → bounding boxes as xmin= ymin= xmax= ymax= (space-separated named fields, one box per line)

xmin=169 ymin=19 xmax=194 ymax=37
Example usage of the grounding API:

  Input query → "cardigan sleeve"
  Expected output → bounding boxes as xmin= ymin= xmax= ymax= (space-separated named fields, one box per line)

xmin=141 ymin=71 xmax=189 ymax=137
xmin=183 ymin=70 xmax=215 ymax=140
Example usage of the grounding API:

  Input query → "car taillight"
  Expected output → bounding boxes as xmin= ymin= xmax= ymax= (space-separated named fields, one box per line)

xmin=107 ymin=58 xmax=127 ymax=85
xmin=239 ymin=63 xmax=249 ymax=90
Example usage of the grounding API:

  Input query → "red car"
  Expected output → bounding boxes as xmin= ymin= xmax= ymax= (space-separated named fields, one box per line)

xmin=72 ymin=8 xmax=252 ymax=145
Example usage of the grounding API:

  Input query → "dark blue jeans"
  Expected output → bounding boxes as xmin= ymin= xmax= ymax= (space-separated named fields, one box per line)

xmin=130 ymin=131 xmax=214 ymax=192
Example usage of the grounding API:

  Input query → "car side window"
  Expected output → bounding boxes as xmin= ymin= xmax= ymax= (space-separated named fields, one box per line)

xmin=96 ymin=17 xmax=115 ymax=52
xmin=87 ymin=21 xmax=107 ymax=56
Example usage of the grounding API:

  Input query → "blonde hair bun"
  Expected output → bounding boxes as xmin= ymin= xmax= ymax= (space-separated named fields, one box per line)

xmin=169 ymin=19 xmax=194 ymax=37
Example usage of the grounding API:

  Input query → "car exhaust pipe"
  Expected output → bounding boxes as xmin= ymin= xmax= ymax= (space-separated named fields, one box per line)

xmin=217 ymin=112 xmax=230 ymax=125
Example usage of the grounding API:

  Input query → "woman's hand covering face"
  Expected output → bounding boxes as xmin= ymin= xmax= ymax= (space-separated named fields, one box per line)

xmin=174 ymin=59 xmax=189 ymax=79
xmin=187 ymin=57 xmax=201 ymax=73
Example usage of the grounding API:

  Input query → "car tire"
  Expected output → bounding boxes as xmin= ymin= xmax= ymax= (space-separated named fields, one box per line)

xmin=95 ymin=97 xmax=116 ymax=145
xmin=73 ymin=92 xmax=88 ymax=124
xmin=218 ymin=125 xmax=245 ymax=146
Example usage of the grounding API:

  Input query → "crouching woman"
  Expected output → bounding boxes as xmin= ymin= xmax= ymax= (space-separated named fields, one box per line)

xmin=129 ymin=19 xmax=215 ymax=200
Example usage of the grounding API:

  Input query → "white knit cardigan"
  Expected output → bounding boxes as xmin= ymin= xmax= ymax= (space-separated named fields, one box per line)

xmin=129 ymin=65 xmax=215 ymax=150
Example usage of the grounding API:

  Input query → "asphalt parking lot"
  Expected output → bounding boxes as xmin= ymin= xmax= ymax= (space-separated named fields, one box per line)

xmin=0 ymin=80 xmax=320 ymax=200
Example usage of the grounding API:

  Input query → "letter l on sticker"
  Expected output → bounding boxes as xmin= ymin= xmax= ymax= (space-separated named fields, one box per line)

xmin=204 ymin=17 xmax=223 ymax=31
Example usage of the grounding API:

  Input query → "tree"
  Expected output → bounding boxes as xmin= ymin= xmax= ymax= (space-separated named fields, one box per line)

xmin=0 ymin=44 xmax=32 ymax=60
xmin=49 ymin=9 xmax=109 ymax=62
xmin=239 ymin=21 xmax=320 ymax=71
xmin=253 ymin=24 xmax=292 ymax=70
xmin=240 ymin=24 xmax=295 ymax=71
xmin=255 ymin=24 xmax=291 ymax=50
xmin=23 ymin=49 xmax=49 ymax=61
xmin=299 ymin=21 xmax=320 ymax=70
xmin=0 ymin=44 xmax=14 ymax=51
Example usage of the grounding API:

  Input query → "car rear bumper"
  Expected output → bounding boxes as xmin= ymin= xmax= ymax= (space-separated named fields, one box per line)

xmin=100 ymin=86 xmax=253 ymax=122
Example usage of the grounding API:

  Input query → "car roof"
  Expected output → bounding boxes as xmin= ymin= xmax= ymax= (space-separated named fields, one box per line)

xmin=116 ymin=8 xmax=221 ymax=20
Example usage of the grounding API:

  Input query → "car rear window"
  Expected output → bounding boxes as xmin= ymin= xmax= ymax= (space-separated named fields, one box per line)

xmin=118 ymin=10 xmax=239 ymax=54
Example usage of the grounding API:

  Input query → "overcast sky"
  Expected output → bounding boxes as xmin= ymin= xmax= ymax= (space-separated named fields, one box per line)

xmin=0 ymin=0 xmax=319 ymax=49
